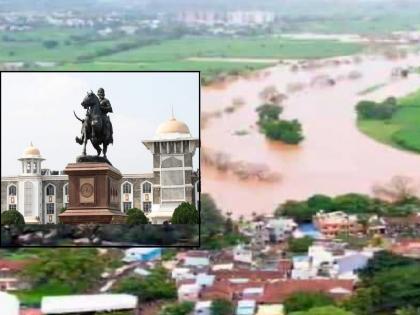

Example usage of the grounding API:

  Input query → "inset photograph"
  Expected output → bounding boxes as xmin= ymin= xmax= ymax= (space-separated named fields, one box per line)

xmin=1 ymin=71 xmax=200 ymax=247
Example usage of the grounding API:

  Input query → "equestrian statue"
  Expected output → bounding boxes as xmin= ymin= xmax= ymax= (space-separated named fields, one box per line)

xmin=74 ymin=88 xmax=114 ymax=164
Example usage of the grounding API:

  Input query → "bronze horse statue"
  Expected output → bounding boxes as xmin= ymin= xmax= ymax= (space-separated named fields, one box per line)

xmin=74 ymin=91 xmax=113 ymax=160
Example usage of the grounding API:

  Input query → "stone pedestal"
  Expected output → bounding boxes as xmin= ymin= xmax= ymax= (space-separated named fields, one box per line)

xmin=59 ymin=162 xmax=127 ymax=224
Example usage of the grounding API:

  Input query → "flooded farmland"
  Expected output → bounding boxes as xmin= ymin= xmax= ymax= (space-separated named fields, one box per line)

xmin=202 ymin=53 xmax=420 ymax=217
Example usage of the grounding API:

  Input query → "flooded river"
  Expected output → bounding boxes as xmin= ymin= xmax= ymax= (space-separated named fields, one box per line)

xmin=202 ymin=54 xmax=420 ymax=217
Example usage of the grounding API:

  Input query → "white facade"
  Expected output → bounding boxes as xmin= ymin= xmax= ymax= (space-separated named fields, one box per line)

xmin=1 ymin=117 xmax=199 ymax=224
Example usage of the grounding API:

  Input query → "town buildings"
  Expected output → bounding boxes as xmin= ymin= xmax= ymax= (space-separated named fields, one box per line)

xmin=1 ymin=116 xmax=199 ymax=224
xmin=313 ymin=211 xmax=363 ymax=239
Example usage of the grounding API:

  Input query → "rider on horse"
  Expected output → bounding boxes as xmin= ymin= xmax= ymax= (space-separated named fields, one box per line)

xmin=97 ymin=88 xmax=114 ymax=144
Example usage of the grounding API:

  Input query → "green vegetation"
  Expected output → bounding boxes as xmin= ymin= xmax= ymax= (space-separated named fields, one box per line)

xmin=201 ymin=194 xmax=249 ymax=249
xmin=113 ymin=267 xmax=176 ymax=303
xmin=1 ymin=29 xmax=364 ymax=83
xmin=275 ymin=193 xmax=419 ymax=223
xmin=288 ymin=236 xmax=314 ymax=253
xmin=356 ymin=97 xmax=397 ymax=120
xmin=1 ymin=209 xmax=25 ymax=225
xmin=284 ymin=292 xmax=335 ymax=314
xmin=16 ymin=249 xmax=107 ymax=306
xmin=256 ymin=103 xmax=283 ymax=123
xmin=291 ymin=306 xmax=355 ymax=315
xmin=16 ymin=282 xmax=73 ymax=306
xmin=256 ymin=103 xmax=304 ymax=144
xmin=160 ymin=302 xmax=194 ymax=315
xmin=126 ymin=208 xmax=150 ymax=225
xmin=345 ymin=251 xmax=420 ymax=315
xmin=171 ymin=202 xmax=199 ymax=224
xmin=211 ymin=299 xmax=234 ymax=315
xmin=357 ymin=89 xmax=420 ymax=153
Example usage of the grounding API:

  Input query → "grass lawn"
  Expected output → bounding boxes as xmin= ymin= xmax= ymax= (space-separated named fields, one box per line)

xmin=16 ymin=283 xmax=73 ymax=306
xmin=357 ymin=89 xmax=420 ymax=153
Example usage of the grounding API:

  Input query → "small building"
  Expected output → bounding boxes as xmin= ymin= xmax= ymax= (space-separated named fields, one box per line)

xmin=194 ymin=301 xmax=212 ymax=315
xmin=256 ymin=304 xmax=284 ymax=315
xmin=236 ymin=300 xmax=256 ymax=315
xmin=123 ymin=248 xmax=161 ymax=263
xmin=184 ymin=256 xmax=210 ymax=267
xmin=233 ymin=245 xmax=253 ymax=264
xmin=0 ymin=260 xmax=31 ymax=291
xmin=41 ymin=294 xmax=138 ymax=314
xmin=313 ymin=211 xmax=362 ymax=239
xmin=0 ymin=291 xmax=19 ymax=315
xmin=178 ymin=283 xmax=201 ymax=302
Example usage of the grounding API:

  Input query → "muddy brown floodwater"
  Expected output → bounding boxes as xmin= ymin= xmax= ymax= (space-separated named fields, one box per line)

xmin=202 ymin=54 xmax=420 ymax=217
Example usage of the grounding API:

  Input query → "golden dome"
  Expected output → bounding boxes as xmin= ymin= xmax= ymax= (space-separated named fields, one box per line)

xmin=156 ymin=117 xmax=190 ymax=135
xmin=23 ymin=142 xmax=41 ymax=158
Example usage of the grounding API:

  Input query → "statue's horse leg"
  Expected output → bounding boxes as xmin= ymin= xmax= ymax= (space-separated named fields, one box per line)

xmin=103 ymin=143 xmax=108 ymax=158
xmin=92 ymin=141 xmax=102 ymax=156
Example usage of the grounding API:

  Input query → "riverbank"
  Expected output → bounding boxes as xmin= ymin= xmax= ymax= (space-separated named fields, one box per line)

xmin=358 ymin=89 xmax=420 ymax=153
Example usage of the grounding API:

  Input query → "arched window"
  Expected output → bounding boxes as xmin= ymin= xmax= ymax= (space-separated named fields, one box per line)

xmin=123 ymin=182 xmax=131 ymax=194
xmin=8 ymin=185 xmax=17 ymax=196
xmin=46 ymin=184 xmax=55 ymax=196
xmin=142 ymin=182 xmax=151 ymax=193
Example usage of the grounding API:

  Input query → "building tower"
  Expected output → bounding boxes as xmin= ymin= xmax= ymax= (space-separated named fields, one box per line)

xmin=17 ymin=143 xmax=45 ymax=223
xmin=142 ymin=116 xmax=199 ymax=223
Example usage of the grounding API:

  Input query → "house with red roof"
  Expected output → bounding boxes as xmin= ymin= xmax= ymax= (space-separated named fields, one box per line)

xmin=0 ymin=259 xmax=31 ymax=291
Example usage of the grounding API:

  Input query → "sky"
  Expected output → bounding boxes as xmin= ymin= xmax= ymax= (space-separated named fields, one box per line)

xmin=1 ymin=72 xmax=199 ymax=176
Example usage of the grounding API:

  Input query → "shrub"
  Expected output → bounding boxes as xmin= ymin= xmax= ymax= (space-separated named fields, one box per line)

xmin=171 ymin=202 xmax=199 ymax=224
xmin=126 ymin=208 xmax=149 ymax=225
xmin=1 ymin=209 xmax=25 ymax=225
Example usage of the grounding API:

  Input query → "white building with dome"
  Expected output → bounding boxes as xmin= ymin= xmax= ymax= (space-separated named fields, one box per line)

xmin=1 ymin=117 xmax=199 ymax=224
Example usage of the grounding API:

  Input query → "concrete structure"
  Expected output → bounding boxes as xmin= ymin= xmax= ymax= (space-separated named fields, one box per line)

xmin=41 ymin=294 xmax=138 ymax=314
xmin=123 ymin=248 xmax=162 ymax=263
xmin=0 ymin=291 xmax=20 ymax=315
xmin=1 ymin=116 xmax=199 ymax=224
xmin=313 ymin=211 xmax=362 ymax=239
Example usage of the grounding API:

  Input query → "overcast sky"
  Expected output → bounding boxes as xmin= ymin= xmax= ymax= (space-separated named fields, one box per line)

xmin=1 ymin=72 xmax=199 ymax=176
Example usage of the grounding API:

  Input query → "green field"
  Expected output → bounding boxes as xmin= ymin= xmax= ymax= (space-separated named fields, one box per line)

xmin=1 ymin=29 xmax=365 ymax=82
xmin=358 ymin=89 xmax=420 ymax=153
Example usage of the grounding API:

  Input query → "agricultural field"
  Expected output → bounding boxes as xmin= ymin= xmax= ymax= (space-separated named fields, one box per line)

xmin=1 ymin=29 xmax=365 ymax=82
xmin=358 ymin=89 xmax=420 ymax=153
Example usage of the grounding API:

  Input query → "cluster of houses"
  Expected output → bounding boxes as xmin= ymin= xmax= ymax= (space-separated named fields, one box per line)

xmin=1 ymin=210 xmax=419 ymax=315
xmin=169 ymin=248 xmax=354 ymax=315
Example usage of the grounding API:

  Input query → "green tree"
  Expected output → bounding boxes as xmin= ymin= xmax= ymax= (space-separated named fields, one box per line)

xmin=307 ymin=194 xmax=334 ymax=211
xmin=22 ymin=248 xmax=105 ymax=292
xmin=332 ymin=193 xmax=372 ymax=214
xmin=126 ymin=208 xmax=149 ymax=225
xmin=201 ymin=194 xmax=225 ymax=237
xmin=160 ymin=302 xmax=194 ymax=315
xmin=43 ymin=40 xmax=59 ymax=49
xmin=171 ymin=202 xmax=199 ymax=224
xmin=275 ymin=200 xmax=313 ymax=223
xmin=288 ymin=236 xmax=314 ymax=253
xmin=284 ymin=292 xmax=335 ymax=313
xmin=346 ymin=260 xmax=420 ymax=315
xmin=358 ymin=250 xmax=419 ymax=280
xmin=114 ymin=267 xmax=176 ymax=302
xmin=291 ymin=306 xmax=355 ymax=315
xmin=211 ymin=299 xmax=234 ymax=315
xmin=261 ymin=119 xmax=304 ymax=144
xmin=256 ymin=103 xmax=283 ymax=123
xmin=1 ymin=209 xmax=25 ymax=225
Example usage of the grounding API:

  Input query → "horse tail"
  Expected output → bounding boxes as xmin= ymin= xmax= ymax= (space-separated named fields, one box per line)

xmin=73 ymin=110 xmax=84 ymax=123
